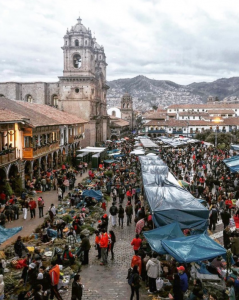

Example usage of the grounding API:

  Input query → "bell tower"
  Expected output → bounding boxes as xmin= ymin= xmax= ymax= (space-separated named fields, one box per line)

xmin=121 ymin=93 xmax=134 ymax=130
xmin=58 ymin=16 xmax=109 ymax=146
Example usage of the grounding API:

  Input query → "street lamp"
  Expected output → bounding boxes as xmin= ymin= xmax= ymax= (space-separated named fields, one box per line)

xmin=185 ymin=120 xmax=189 ymax=137
xmin=212 ymin=117 xmax=224 ymax=147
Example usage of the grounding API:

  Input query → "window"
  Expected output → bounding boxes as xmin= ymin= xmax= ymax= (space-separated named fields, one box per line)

xmin=65 ymin=41 xmax=67 ymax=45
xmin=75 ymin=88 xmax=79 ymax=93
xmin=52 ymin=95 xmax=58 ymax=107
xmin=85 ymin=40 xmax=87 ymax=45
xmin=182 ymin=116 xmax=184 ymax=119
xmin=91 ymin=89 xmax=94 ymax=95
xmin=169 ymin=110 xmax=171 ymax=112
xmin=99 ymin=55 xmax=101 ymax=60
xmin=73 ymin=54 xmax=81 ymax=68
xmin=26 ymin=95 xmax=33 ymax=103
xmin=24 ymin=136 xmax=32 ymax=148
xmin=112 ymin=111 xmax=116 ymax=117
xmin=193 ymin=116 xmax=195 ymax=119
xmin=75 ymin=39 xmax=79 ymax=46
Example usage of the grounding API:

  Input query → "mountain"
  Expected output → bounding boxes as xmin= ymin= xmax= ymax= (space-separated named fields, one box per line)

xmin=106 ymin=75 xmax=239 ymax=110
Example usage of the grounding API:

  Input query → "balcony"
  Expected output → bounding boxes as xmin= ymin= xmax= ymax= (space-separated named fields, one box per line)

xmin=0 ymin=148 xmax=17 ymax=165
xmin=148 ymin=130 xmax=166 ymax=133
xmin=23 ymin=142 xmax=59 ymax=160
xmin=68 ymin=134 xmax=83 ymax=144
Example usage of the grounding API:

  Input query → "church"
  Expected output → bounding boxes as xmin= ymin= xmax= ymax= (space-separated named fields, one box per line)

xmin=0 ymin=16 xmax=109 ymax=147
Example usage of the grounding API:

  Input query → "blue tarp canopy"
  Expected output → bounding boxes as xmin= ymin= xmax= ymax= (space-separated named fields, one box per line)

xmin=162 ymin=234 xmax=226 ymax=263
xmin=223 ymin=156 xmax=239 ymax=172
xmin=113 ymin=154 xmax=125 ymax=158
xmin=107 ymin=149 xmax=119 ymax=154
xmin=82 ymin=189 xmax=103 ymax=201
xmin=0 ymin=225 xmax=22 ymax=244
xmin=143 ymin=223 xmax=184 ymax=254
xmin=104 ymin=159 xmax=117 ymax=163
xmin=144 ymin=181 xmax=209 ymax=232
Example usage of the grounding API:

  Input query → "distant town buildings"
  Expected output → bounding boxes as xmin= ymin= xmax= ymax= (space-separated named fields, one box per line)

xmin=141 ymin=101 xmax=239 ymax=137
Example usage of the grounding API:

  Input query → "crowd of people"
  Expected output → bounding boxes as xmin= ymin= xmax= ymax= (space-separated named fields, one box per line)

xmin=1 ymin=138 xmax=239 ymax=299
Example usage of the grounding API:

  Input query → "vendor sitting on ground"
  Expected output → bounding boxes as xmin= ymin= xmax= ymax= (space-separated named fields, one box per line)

xmin=211 ymin=256 xmax=225 ymax=269
xmin=14 ymin=236 xmax=29 ymax=258
xmin=62 ymin=245 xmax=75 ymax=265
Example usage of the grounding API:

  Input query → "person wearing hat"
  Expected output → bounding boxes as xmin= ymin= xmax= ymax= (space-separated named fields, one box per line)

xmin=27 ymin=263 xmax=38 ymax=290
xmin=99 ymin=229 xmax=109 ymax=265
xmin=95 ymin=231 xmax=101 ymax=259
xmin=80 ymin=234 xmax=91 ymax=265
xmin=109 ymin=203 xmax=118 ymax=227
xmin=211 ymin=256 xmax=225 ymax=269
xmin=177 ymin=266 xmax=188 ymax=294
xmin=49 ymin=261 xmax=63 ymax=300
xmin=38 ymin=266 xmax=51 ymax=297
xmin=223 ymin=226 xmax=231 ymax=249
xmin=71 ymin=274 xmax=83 ymax=300
xmin=101 ymin=214 xmax=109 ymax=231
xmin=125 ymin=201 xmax=133 ymax=226
xmin=14 ymin=236 xmax=28 ymax=258
xmin=146 ymin=252 xmax=161 ymax=293
xmin=62 ymin=245 xmax=75 ymax=266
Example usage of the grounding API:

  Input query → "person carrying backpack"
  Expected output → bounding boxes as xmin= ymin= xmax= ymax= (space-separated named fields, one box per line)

xmin=127 ymin=265 xmax=140 ymax=300
xmin=109 ymin=202 xmax=118 ymax=227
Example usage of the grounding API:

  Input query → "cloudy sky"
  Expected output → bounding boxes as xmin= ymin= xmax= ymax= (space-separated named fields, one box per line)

xmin=1 ymin=0 xmax=239 ymax=84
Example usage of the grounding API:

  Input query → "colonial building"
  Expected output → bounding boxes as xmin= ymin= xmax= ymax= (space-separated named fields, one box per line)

xmin=0 ymin=16 xmax=109 ymax=146
xmin=0 ymin=98 xmax=87 ymax=188
xmin=141 ymin=102 xmax=239 ymax=137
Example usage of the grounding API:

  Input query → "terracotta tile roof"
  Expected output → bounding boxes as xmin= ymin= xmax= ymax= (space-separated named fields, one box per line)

xmin=208 ymin=109 xmax=235 ymax=114
xmin=223 ymin=118 xmax=239 ymax=126
xmin=0 ymin=109 xmax=27 ymax=122
xmin=110 ymin=116 xmax=129 ymax=127
xmin=18 ymin=102 xmax=87 ymax=125
xmin=167 ymin=113 xmax=177 ymax=116
xmin=178 ymin=111 xmax=209 ymax=116
xmin=145 ymin=120 xmax=167 ymax=126
xmin=167 ymin=103 xmax=239 ymax=109
xmin=0 ymin=98 xmax=87 ymax=127
xmin=143 ymin=112 xmax=167 ymax=119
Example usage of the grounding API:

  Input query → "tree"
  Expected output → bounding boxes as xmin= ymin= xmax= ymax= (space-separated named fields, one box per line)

xmin=152 ymin=105 xmax=158 ymax=111
xmin=205 ymin=132 xmax=232 ymax=148
xmin=195 ymin=130 xmax=211 ymax=141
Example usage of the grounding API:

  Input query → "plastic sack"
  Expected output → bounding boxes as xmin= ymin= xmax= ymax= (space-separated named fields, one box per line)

xmin=229 ymin=218 xmax=235 ymax=228
xmin=156 ymin=277 xmax=164 ymax=291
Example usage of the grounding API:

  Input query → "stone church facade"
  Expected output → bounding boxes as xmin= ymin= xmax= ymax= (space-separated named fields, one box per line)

xmin=120 ymin=93 xmax=135 ymax=130
xmin=0 ymin=16 xmax=109 ymax=147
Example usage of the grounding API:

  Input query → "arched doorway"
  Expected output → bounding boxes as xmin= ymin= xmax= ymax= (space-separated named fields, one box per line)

xmin=0 ymin=168 xmax=6 ymax=191
xmin=53 ymin=152 xmax=58 ymax=169
xmin=41 ymin=156 xmax=46 ymax=172
xmin=33 ymin=160 xmax=40 ymax=178
xmin=25 ymin=161 xmax=32 ymax=181
xmin=47 ymin=154 xmax=52 ymax=170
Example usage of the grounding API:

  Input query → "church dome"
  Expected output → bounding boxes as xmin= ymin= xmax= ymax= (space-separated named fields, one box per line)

xmin=72 ymin=16 xmax=87 ymax=33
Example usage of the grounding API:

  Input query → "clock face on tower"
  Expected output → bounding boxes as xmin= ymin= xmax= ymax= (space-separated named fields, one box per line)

xmin=73 ymin=54 xmax=81 ymax=68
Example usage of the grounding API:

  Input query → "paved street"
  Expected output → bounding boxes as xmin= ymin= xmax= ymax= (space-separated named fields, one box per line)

xmin=0 ymin=172 xmax=89 ymax=250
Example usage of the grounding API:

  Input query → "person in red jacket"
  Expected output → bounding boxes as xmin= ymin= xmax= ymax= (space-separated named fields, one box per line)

xmin=131 ymin=250 xmax=142 ymax=275
xmin=100 ymin=229 xmax=108 ymax=265
xmin=131 ymin=234 xmax=142 ymax=254
xmin=49 ymin=261 xmax=63 ymax=300
xmin=28 ymin=198 xmax=36 ymax=219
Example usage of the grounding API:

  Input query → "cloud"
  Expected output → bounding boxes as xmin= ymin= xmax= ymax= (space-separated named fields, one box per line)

xmin=0 ymin=0 xmax=239 ymax=84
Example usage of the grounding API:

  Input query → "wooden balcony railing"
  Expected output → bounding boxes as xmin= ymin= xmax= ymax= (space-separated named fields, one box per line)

xmin=0 ymin=148 xmax=17 ymax=165
xmin=23 ymin=142 xmax=59 ymax=159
